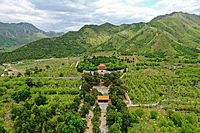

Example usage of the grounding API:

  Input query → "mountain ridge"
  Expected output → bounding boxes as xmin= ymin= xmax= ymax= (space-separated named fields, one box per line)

xmin=0 ymin=12 xmax=199 ymax=63
xmin=0 ymin=22 xmax=63 ymax=46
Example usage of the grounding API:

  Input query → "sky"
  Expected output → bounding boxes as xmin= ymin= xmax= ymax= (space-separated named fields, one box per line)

xmin=0 ymin=0 xmax=199 ymax=32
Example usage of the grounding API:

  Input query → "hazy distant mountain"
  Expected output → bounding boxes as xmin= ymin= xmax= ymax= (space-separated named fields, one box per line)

xmin=0 ymin=12 xmax=200 ymax=63
xmin=0 ymin=22 xmax=63 ymax=46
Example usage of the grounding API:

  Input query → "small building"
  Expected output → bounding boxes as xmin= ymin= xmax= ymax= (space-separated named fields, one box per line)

xmin=98 ymin=64 xmax=106 ymax=74
xmin=97 ymin=95 xmax=110 ymax=113
xmin=96 ymin=95 xmax=110 ymax=103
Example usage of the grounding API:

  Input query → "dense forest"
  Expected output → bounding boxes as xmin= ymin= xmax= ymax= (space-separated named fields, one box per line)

xmin=77 ymin=56 xmax=127 ymax=72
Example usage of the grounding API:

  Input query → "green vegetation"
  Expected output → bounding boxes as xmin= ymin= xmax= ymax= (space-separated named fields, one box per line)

xmin=128 ymin=108 xmax=199 ymax=133
xmin=92 ymin=104 xmax=101 ymax=133
xmin=0 ymin=54 xmax=199 ymax=132
xmin=120 ymin=55 xmax=200 ymax=132
xmin=0 ymin=118 xmax=6 ymax=133
xmin=0 ymin=57 xmax=86 ymax=132
xmin=77 ymin=56 xmax=127 ymax=72
xmin=106 ymin=72 xmax=134 ymax=133
xmin=11 ymin=87 xmax=31 ymax=103
xmin=123 ymin=63 xmax=200 ymax=105
xmin=0 ymin=12 xmax=200 ymax=132
xmin=0 ymin=76 xmax=83 ymax=132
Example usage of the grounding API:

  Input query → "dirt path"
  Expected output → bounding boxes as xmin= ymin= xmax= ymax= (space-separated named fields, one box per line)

xmin=146 ymin=33 xmax=158 ymax=46
xmin=100 ymin=112 xmax=108 ymax=133
xmin=127 ymin=102 xmax=160 ymax=107
xmin=85 ymin=110 xmax=94 ymax=133
xmin=75 ymin=61 xmax=80 ymax=67
xmin=120 ymin=73 xmax=125 ymax=79
xmin=125 ymin=92 xmax=132 ymax=105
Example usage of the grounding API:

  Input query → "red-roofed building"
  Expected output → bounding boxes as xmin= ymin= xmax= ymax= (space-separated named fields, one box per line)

xmin=98 ymin=64 xmax=106 ymax=74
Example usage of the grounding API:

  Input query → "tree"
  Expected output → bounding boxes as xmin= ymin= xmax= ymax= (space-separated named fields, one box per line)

xmin=170 ymin=112 xmax=184 ymax=127
xmin=35 ymin=94 xmax=47 ymax=106
xmin=116 ymin=100 xmax=127 ymax=112
xmin=91 ymin=89 xmax=102 ymax=97
xmin=150 ymin=111 xmax=158 ymax=119
xmin=84 ymin=94 xmax=95 ymax=106
xmin=45 ymin=65 xmax=50 ymax=69
xmin=0 ymin=119 xmax=6 ymax=133
xmin=121 ymin=110 xmax=133 ymax=133
xmin=62 ymin=113 xmax=86 ymax=133
xmin=185 ymin=113 xmax=198 ymax=126
xmin=135 ymin=109 xmax=144 ymax=118
xmin=93 ymin=104 xmax=101 ymax=113
xmin=109 ymin=123 xmax=122 ymax=133
xmin=106 ymin=110 xmax=122 ymax=127
xmin=25 ymin=69 xmax=31 ymax=76
xmin=11 ymin=88 xmax=31 ymax=103
xmin=93 ymin=121 xmax=101 ymax=133
xmin=0 ymin=87 xmax=7 ymax=96
xmin=25 ymin=78 xmax=34 ymax=87
xmin=82 ymin=82 xmax=92 ymax=93
xmin=131 ymin=112 xmax=140 ymax=123
xmin=181 ymin=123 xmax=199 ymax=133
xmin=59 ymin=73 xmax=64 ymax=77
xmin=80 ymin=103 xmax=90 ymax=117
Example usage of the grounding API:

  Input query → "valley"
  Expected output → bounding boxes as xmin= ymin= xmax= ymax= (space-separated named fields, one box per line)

xmin=0 ymin=55 xmax=199 ymax=133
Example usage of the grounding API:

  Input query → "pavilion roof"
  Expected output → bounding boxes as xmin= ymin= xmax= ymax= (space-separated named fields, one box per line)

xmin=97 ymin=95 xmax=109 ymax=100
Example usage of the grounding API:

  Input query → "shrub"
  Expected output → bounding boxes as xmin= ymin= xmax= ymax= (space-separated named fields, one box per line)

xmin=0 ymin=118 xmax=6 ymax=133
xmin=135 ymin=109 xmax=144 ymax=118
xmin=0 ymin=87 xmax=7 ymax=96
xmin=80 ymin=103 xmax=90 ymax=117
xmin=170 ymin=112 xmax=184 ymax=127
xmin=150 ymin=111 xmax=158 ymax=119
xmin=34 ymin=94 xmax=47 ymax=106
xmin=84 ymin=94 xmax=95 ymax=106
xmin=11 ymin=88 xmax=31 ymax=103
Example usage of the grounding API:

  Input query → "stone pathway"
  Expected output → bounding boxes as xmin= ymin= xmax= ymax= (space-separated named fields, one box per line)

xmin=85 ymin=110 xmax=94 ymax=133
xmin=98 ymin=103 xmax=109 ymax=113
xmin=100 ymin=112 xmax=108 ymax=133
xmin=93 ymin=86 xmax=108 ymax=95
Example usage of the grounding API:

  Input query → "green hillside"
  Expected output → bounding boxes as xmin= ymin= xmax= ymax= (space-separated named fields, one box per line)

xmin=0 ymin=12 xmax=200 ymax=63
xmin=0 ymin=22 xmax=63 ymax=47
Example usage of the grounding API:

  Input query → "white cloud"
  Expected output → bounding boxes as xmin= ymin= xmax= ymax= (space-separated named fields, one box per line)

xmin=0 ymin=0 xmax=199 ymax=32
xmin=154 ymin=0 xmax=200 ymax=14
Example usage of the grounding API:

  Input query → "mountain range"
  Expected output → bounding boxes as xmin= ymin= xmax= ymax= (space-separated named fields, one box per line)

xmin=0 ymin=12 xmax=200 ymax=63
xmin=0 ymin=22 xmax=63 ymax=47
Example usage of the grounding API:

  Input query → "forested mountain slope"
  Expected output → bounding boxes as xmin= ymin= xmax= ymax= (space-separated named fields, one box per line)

xmin=0 ymin=22 xmax=63 ymax=46
xmin=0 ymin=12 xmax=200 ymax=63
